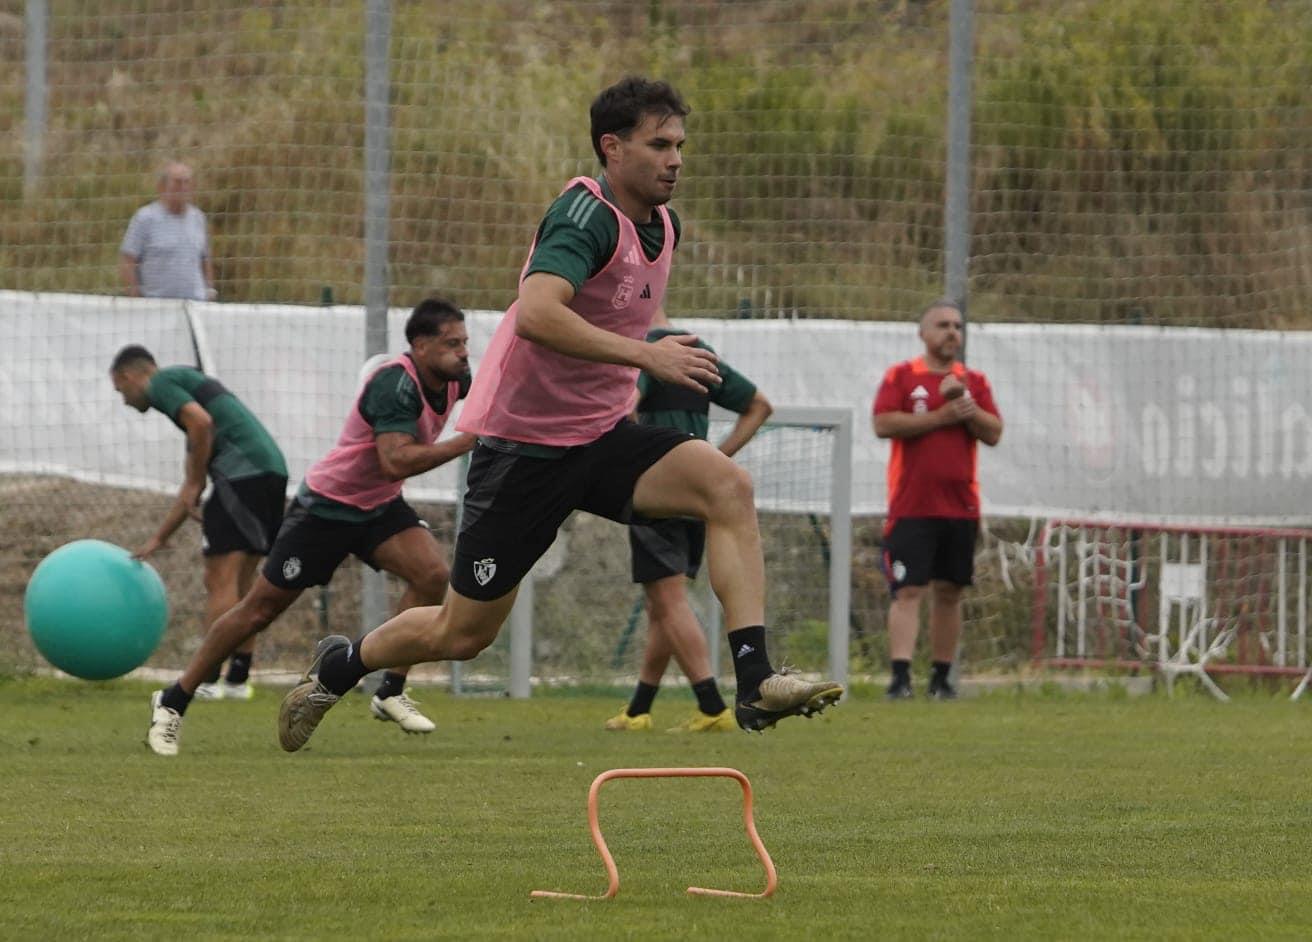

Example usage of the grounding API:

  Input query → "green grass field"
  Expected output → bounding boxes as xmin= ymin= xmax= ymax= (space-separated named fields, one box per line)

xmin=2 ymin=677 xmax=1309 ymax=940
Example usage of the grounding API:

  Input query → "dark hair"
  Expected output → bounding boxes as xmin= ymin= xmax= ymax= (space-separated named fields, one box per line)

xmin=405 ymin=296 xmax=464 ymax=343
xmin=110 ymin=344 xmax=156 ymax=373
xmin=590 ymin=76 xmax=690 ymax=166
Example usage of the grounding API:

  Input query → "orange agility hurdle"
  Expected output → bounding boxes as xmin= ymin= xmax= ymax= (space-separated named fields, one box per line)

xmin=530 ymin=766 xmax=778 ymax=901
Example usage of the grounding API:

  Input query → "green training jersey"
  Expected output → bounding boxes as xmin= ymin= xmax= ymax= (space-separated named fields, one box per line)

xmin=300 ymin=359 xmax=472 ymax=523
xmin=147 ymin=366 xmax=287 ymax=483
xmin=524 ymin=176 xmax=681 ymax=291
xmin=636 ymin=328 xmax=758 ymax=440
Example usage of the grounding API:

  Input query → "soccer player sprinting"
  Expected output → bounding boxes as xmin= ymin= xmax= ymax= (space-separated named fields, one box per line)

xmin=143 ymin=298 xmax=476 ymax=755
xmin=279 ymin=76 xmax=843 ymax=751
xmin=605 ymin=309 xmax=773 ymax=733
xmin=112 ymin=345 xmax=287 ymax=701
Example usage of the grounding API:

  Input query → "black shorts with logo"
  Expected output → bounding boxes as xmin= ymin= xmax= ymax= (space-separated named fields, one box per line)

xmin=261 ymin=495 xmax=424 ymax=590
xmin=202 ymin=473 xmax=288 ymax=557
xmin=881 ymin=517 xmax=979 ymax=596
xmin=452 ymin=420 xmax=694 ymax=601
xmin=630 ymin=517 xmax=705 ymax=584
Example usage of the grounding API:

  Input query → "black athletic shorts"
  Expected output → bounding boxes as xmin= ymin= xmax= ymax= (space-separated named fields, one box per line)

xmin=261 ymin=495 xmax=424 ymax=590
xmin=451 ymin=420 xmax=694 ymax=601
xmin=630 ymin=517 xmax=705 ymax=584
xmin=881 ymin=517 xmax=979 ymax=595
xmin=202 ymin=473 xmax=288 ymax=557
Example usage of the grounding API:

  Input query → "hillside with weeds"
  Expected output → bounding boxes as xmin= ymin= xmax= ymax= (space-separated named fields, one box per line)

xmin=0 ymin=0 xmax=1308 ymax=325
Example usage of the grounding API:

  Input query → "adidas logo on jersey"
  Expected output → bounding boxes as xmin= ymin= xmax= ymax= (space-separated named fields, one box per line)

xmin=623 ymin=247 xmax=642 ymax=265
xmin=639 ymin=284 xmax=651 ymax=299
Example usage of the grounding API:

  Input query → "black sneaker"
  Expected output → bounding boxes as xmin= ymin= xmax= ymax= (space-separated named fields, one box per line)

xmin=885 ymin=676 xmax=914 ymax=700
xmin=927 ymin=677 xmax=958 ymax=700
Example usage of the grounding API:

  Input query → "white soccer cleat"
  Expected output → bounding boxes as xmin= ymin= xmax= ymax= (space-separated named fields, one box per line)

xmin=221 ymin=681 xmax=255 ymax=701
xmin=147 ymin=690 xmax=182 ymax=756
xmin=193 ymin=682 xmax=223 ymax=701
xmin=371 ymin=692 xmax=436 ymax=734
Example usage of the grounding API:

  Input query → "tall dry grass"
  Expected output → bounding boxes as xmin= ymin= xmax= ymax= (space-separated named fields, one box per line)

xmin=0 ymin=0 xmax=1308 ymax=323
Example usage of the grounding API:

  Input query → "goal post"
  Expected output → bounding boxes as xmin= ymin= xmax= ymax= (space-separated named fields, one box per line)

xmin=1031 ymin=518 xmax=1312 ymax=699
xmin=487 ymin=405 xmax=854 ymax=697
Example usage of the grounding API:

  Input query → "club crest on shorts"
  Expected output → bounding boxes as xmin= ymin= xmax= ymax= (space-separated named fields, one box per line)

xmin=891 ymin=560 xmax=907 ymax=582
xmin=282 ymin=557 xmax=302 ymax=581
xmin=474 ymin=557 xmax=496 ymax=587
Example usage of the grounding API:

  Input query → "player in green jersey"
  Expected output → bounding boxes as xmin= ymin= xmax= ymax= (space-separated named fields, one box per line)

xmin=111 ymin=345 xmax=288 ymax=701
xmin=604 ymin=312 xmax=773 ymax=732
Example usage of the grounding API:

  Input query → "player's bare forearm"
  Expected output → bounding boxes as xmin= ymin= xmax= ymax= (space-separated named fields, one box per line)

xmin=719 ymin=393 xmax=773 ymax=458
xmin=873 ymin=409 xmax=952 ymax=439
xmin=516 ymin=274 xmax=649 ymax=368
xmin=154 ymin=499 xmax=192 ymax=545
xmin=119 ymin=254 xmax=141 ymax=297
xmin=517 ymin=273 xmax=718 ymax=392
xmin=377 ymin=432 xmax=477 ymax=481
xmin=968 ymin=410 xmax=1003 ymax=446
xmin=182 ymin=418 xmax=213 ymax=492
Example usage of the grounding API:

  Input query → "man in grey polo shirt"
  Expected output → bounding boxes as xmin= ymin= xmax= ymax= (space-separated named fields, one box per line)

xmin=119 ymin=161 xmax=216 ymax=302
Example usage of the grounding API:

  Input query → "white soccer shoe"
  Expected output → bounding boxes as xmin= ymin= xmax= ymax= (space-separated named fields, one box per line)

xmin=147 ymin=690 xmax=182 ymax=756
xmin=193 ymin=682 xmax=223 ymax=701
xmin=370 ymin=692 xmax=436 ymax=734
xmin=221 ymin=681 xmax=255 ymax=701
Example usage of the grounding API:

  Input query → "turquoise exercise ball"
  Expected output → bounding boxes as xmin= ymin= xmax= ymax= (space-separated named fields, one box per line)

xmin=24 ymin=539 xmax=169 ymax=680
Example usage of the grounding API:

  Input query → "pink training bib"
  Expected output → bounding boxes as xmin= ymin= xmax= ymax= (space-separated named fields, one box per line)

xmin=305 ymin=354 xmax=459 ymax=511
xmin=458 ymin=176 xmax=674 ymax=446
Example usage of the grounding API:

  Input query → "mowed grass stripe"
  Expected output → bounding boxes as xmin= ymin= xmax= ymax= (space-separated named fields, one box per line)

xmin=1 ymin=678 xmax=1309 ymax=939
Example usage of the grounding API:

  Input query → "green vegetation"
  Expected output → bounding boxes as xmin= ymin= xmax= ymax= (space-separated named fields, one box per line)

xmin=2 ymin=677 xmax=1310 ymax=938
xmin=2 ymin=0 xmax=1308 ymax=324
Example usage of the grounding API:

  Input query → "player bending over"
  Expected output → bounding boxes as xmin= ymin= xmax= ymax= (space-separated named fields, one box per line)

xmin=112 ymin=345 xmax=287 ymax=702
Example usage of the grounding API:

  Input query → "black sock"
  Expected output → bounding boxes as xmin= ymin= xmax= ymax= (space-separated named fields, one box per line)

xmin=932 ymin=661 xmax=952 ymax=685
xmin=161 ymin=682 xmax=194 ymax=716
xmin=892 ymin=659 xmax=911 ymax=684
xmin=318 ymin=636 xmax=371 ymax=696
xmin=225 ymin=652 xmax=252 ymax=685
xmin=202 ymin=661 xmax=222 ymax=685
xmin=627 ymin=681 xmax=659 ymax=717
xmin=375 ymin=671 xmax=406 ymax=700
xmin=728 ymin=625 xmax=772 ymax=699
xmin=691 ymin=677 xmax=727 ymax=715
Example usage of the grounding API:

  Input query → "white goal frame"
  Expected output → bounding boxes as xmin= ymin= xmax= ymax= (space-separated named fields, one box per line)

xmin=490 ymin=405 xmax=854 ymax=697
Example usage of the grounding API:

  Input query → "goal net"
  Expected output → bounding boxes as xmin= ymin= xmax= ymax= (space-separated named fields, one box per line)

xmin=1032 ymin=519 xmax=1312 ymax=698
xmin=445 ymin=407 xmax=853 ymax=696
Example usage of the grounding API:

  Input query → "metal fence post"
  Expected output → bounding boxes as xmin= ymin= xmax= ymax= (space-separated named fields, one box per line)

xmin=359 ymin=0 xmax=392 ymax=685
xmin=24 ymin=0 xmax=48 ymax=197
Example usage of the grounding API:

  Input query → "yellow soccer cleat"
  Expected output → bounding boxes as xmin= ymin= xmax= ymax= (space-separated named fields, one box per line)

xmin=603 ymin=709 xmax=653 ymax=731
xmin=667 ymin=709 xmax=736 ymax=733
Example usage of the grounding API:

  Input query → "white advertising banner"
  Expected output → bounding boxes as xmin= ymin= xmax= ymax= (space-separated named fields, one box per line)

xmin=3 ymin=292 xmax=1310 ymax=525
